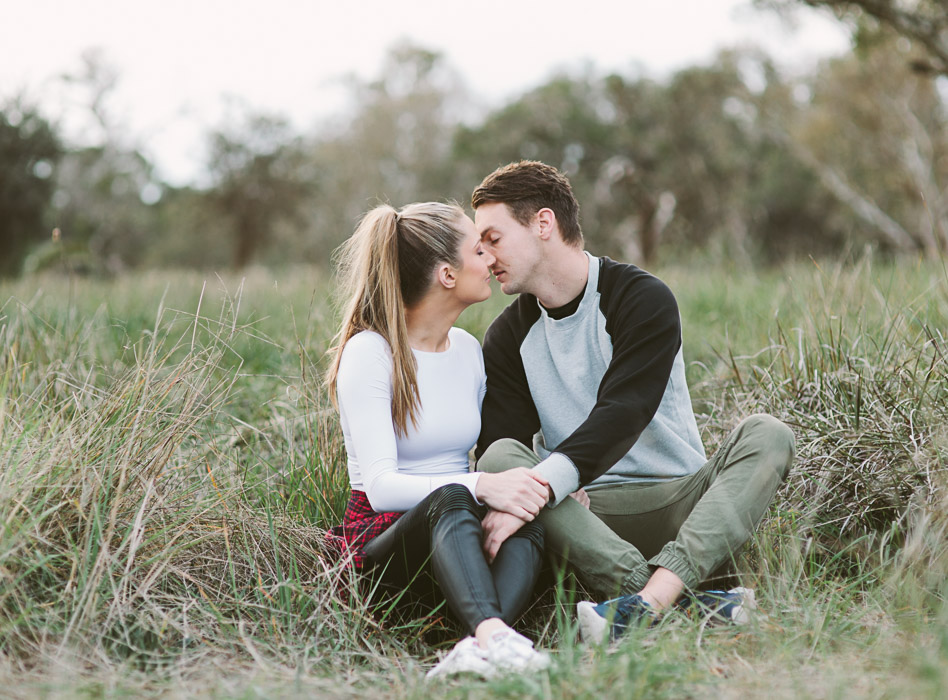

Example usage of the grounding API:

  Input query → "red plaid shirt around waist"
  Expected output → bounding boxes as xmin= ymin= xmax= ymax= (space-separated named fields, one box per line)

xmin=328 ymin=490 xmax=402 ymax=569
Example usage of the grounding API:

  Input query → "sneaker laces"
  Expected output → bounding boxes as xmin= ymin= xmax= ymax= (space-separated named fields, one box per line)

xmin=614 ymin=594 xmax=656 ymax=627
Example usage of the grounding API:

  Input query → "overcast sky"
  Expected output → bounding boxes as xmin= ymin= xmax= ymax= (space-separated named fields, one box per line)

xmin=2 ymin=0 xmax=850 ymax=185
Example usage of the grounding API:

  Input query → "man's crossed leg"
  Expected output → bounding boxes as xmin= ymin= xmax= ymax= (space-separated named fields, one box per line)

xmin=477 ymin=414 xmax=795 ymax=637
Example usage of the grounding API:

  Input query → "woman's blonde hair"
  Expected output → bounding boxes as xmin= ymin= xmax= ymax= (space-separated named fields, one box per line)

xmin=325 ymin=201 xmax=466 ymax=435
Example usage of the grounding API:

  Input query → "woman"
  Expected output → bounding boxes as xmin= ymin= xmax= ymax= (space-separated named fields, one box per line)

xmin=326 ymin=202 xmax=551 ymax=678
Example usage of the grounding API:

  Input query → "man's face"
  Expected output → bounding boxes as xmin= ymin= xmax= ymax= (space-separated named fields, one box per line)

xmin=474 ymin=202 xmax=543 ymax=296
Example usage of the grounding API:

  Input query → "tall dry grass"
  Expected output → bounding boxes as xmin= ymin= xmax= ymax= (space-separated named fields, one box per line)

xmin=0 ymin=259 xmax=945 ymax=697
xmin=0 ymin=276 xmax=384 ymax=685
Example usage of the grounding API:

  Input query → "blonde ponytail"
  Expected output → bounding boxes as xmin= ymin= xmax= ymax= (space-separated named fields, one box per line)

xmin=326 ymin=201 xmax=465 ymax=435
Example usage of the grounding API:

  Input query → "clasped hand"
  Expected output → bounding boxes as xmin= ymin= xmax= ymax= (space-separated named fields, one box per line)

xmin=474 ymin=467 xmax=549 ymax=520
xmin=478 ymin=477 xmax=591 ymax=562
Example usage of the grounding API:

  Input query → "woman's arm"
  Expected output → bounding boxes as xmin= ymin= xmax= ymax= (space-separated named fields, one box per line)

xmin=337 ymin=333 xmax=481 ymax=512
xmin=338 ymin=332 xmax=549 ymax=516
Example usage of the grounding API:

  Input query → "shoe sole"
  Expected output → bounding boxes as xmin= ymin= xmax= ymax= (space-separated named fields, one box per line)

xmin=577 ymin=601 xmax=608 ymax=645
xmin=426 ymin=658 xmax=494 ymax=680
xmin=490 ymin=654 xmax=552 ymax=674
xmin=426 ymin=639 xmax=495 ymax=680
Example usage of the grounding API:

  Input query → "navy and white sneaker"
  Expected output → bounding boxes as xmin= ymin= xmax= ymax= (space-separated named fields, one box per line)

xmin=577 ymin=593 xmax=657 ymax=643
xmin=678 ymin=587 xmax=757 ymax=624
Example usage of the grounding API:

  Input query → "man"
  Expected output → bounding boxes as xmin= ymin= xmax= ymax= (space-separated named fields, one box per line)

xmin=472 ymin=160 xmax=795 ymax=641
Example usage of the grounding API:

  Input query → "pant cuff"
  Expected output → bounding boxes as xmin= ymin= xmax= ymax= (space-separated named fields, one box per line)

xmin=620 ymin=566 xmax=652 ymax=596
xmin=648 ymin=549 xmax=700 ymax=590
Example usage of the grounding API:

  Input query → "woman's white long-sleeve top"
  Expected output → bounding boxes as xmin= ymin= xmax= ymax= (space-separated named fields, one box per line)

xmin=336 ymin=328 xmax=486 ymax=513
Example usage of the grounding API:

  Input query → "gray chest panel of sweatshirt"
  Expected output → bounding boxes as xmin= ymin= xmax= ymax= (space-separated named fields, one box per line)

xmin=521 ymin=253 xmax=707 ymax=488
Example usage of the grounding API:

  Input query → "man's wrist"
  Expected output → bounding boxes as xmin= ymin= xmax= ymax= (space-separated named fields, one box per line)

xmin=534 ymin=453 xmax=581 ymax=507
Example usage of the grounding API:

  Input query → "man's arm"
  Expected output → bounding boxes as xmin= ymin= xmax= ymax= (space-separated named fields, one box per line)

xmin=534 ymin=267 xmax=682 ymax=505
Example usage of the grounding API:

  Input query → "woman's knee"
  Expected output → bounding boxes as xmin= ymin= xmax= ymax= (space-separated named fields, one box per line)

xmin=426 ymin=483 xmax=481 ymax=527
xmin=510 ymin=519 xmax=544 ymax=552
xmin=477 ymin=438 xmax=540 ymax=474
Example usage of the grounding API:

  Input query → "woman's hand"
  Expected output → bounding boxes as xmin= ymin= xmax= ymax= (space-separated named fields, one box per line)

xmin=481 ymin=510 xmax=528 ymax=563
xmin=474 ymin=468 xmax=550 ymax=521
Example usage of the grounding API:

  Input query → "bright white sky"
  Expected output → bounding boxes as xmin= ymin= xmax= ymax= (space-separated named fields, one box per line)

xmin=2 ymin=0 xmax=849 ymax=185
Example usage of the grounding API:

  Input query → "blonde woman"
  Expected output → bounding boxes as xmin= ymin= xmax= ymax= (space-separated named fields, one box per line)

xmin=326 ymin=202 xmax=551 ymax=678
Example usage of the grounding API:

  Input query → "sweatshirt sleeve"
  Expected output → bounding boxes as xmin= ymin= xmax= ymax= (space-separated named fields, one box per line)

xmin=475 ymin=304 xmax=541 ymax=459
xmin=538 ymin=271 xmax=682 ymax=505
xmin=337 ymin=334 xmax=481 ymax=512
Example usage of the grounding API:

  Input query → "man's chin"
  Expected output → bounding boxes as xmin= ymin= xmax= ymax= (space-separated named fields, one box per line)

xmin=493 ymin=272 xmax=520 ymax=295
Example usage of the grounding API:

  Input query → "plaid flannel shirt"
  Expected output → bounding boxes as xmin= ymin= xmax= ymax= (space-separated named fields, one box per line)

xmin=328 ymin=490 xmax=402 ymax=569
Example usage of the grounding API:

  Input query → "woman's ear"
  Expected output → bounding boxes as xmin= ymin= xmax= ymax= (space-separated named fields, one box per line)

xmin=437 ymin=263 xmax=457 ymax=289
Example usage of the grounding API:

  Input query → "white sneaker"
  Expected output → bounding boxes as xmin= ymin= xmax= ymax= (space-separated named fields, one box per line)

xmin=485 ymin=629 xmax=551 ymax=673
xmin=425 ymin=637 xmax=494 ymax=680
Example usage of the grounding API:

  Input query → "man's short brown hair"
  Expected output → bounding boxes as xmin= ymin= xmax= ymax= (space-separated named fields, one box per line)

xmin=472 ymin=161 xmax=583 ymax=247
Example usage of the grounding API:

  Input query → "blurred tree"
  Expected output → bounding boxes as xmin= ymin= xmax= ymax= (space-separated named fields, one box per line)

xmin=204 ymin=106 xmax=311 ymax=268
xmin=454 ymin=52 xmax=838 ymax=265
xmin=47 ymin=51 xmax=165 ymax=272
xmin=0 ymin=99 xmax=61 ymax=275
xmin=767 ymin=1 xmax=948 ymax=75
xmin=52 ymin=145 xmax=162 ymax=272
xmin=453 ymin=72 xmax=639 ymax=258
xmin=602 ymin=64 xmax=754 ymax=262
xmin=18 ymin=38 xmax=938 ymax=272
xmin=669 ymin=51 xmax=854 ymax=262
xmin=136 ymin=184 xmax=231 ymax=269
xmin=776 ymin=34 xmax=948 ymax=256
xmin=304 ymin=42 xmax=469 ymax=262
xmin=593 ymin=74 xmax=673 ymax=264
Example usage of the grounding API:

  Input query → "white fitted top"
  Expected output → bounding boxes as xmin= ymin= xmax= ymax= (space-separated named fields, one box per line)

xmin=336 ymin=328 xmax=486 ymax=512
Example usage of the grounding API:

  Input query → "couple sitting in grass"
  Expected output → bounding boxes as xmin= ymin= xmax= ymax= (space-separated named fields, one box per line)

xmin=325 ymin=161 xmax=796 ymax=678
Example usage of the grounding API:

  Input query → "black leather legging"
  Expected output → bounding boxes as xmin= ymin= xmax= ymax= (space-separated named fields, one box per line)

xmin=362 ymin=483 xmax=544 ymax=634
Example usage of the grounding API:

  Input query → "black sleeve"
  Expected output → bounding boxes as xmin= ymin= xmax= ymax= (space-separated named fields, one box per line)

xmin=554 ymin=263 xmax=682 ymax=484
xmin=475 ymin=298 xmax=541 ymax=459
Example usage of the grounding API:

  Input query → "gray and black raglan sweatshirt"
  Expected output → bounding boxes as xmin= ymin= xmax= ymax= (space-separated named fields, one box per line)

xmin=475 ymin=253 xmax=706 ymax=506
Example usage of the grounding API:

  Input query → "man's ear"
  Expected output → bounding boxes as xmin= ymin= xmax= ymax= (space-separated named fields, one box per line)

xmin=437 ymin=263 xmax=457 ymax=289
xmin=536 ymin=208 xmax=556 ymax=241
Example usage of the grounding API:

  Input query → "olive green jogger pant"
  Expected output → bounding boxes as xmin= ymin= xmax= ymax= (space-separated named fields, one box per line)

xmin=476 ymin=414 xmax=795 ymax=597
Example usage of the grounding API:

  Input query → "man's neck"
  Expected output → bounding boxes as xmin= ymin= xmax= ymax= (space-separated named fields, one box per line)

xmin=533 ymin=247 xmax=590 ymax=309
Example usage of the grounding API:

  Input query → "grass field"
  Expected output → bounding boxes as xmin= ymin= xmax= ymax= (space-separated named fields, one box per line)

xmin=1 ymin=256 xmax=946 ymax=698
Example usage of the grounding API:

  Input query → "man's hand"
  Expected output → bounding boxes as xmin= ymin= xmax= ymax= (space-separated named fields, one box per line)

xmin=569 ymin=488 xmax=590 ymax=509
xmin=481 ymin=509 xmax=529 ymax=563
xmin=475 ymin=468 xmax=550 ymax=521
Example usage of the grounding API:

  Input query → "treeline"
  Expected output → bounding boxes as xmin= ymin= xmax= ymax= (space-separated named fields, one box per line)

xmin=3 ymin=26 xmax=948 ymax=275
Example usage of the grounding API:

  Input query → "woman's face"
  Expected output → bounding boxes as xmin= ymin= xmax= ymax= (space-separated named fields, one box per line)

xmin=451 ymin=214 xmax=495 ymax=305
